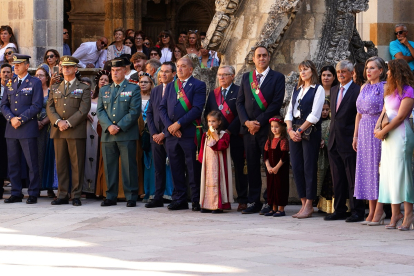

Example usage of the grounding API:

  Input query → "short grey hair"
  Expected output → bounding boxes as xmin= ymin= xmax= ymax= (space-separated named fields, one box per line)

xmin=218 ymin=65 xmax=235 ymax=75
xmin=178 ymin=56 xmax=194 ymax=68
xmin=336 ymin=60 xmax=354 ymax=72
xmin=145 ymin=59 xmax=161 ymax=70
xmin=395 ymin=24 xmax=408 ymax=31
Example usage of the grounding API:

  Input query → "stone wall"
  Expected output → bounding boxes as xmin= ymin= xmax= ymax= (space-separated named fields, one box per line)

xmin=0 ymin=0 xmax=63 ymax=67
xmin=357 ymin=0 xmax=414 ymax=61
xmin=217 ymin=0 xmax=325 ymax=76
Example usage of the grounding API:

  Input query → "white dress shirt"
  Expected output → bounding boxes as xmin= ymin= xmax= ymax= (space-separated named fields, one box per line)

xmin=255 ymin=66 xmax=270 ymax=87
xmin=285 ymin=84 xmax=325 ymax=124
xmin=72 ymin=42 xmax=106 ymax=68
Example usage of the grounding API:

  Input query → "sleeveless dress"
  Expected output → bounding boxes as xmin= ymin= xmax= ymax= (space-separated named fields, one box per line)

xmin=378 ymin=86 xmax=414 ymax=204
xmin=354 ymin=81 xmax=385 ymax=200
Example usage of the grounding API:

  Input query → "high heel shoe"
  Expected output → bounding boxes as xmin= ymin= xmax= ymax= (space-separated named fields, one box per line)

xmin=367 ymin=213 xmax=386 ymax=226
xmin=360 ymin=220 xmax=371 ymax=225
xmin=398 ymin=218 xmax=414 ymax=231
xmin=385 ymin=217 xmax=404 ymax=229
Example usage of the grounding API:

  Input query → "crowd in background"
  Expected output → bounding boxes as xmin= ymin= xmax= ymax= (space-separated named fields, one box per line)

xmin=1 ymin=23 xmax=414 ymax=231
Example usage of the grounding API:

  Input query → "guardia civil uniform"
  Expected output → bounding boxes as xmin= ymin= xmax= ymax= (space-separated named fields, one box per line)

xmin=97 ymin=58 xmax=142 ymax=205
xmin=0 ymin=54 xmax=43 ymax=203
xmin=46 ymin=56 xmax=91 ymax=205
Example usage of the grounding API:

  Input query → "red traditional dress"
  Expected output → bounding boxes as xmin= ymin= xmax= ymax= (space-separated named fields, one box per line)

xmin=264 ymin=137 xmax=290 ymax=207
xmin=198 ymin=131 xmax=233 ymax=210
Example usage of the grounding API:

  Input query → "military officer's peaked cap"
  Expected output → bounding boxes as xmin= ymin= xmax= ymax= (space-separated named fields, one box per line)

xmin=60 ymin=55 xmax=79 ymax=66
xmin=110 ymin=58 xmax=127 ymax=68
xmin=12 ymin=54 xmax=31 ymax=64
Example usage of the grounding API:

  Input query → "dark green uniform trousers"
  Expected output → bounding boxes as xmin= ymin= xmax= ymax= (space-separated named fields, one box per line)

xmin=102 ymin=140 xmax=138 ymax=201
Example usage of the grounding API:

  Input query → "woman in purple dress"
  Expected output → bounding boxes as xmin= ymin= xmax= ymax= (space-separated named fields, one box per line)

xmin=352 ymin=56 xmax=387 ymax=225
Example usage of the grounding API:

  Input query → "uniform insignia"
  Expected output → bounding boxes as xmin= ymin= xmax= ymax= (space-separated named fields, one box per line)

xmin=72 ymin=89 xmax=83 ymax=94
xmin=6 ymin=79 xmax=12 ymax=87
xmin=26 ymin=79 xmax=29 ymax=83
xmin=189 ymin=83 xmax=192 ymax=86
xmin=64 ymin=57 xmax=69 ymax=62
xmin=13 ymin=55 xmax=17 ymax=61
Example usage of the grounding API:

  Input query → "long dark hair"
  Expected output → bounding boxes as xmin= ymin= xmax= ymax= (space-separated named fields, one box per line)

xmin=207 ymin=110 xmax=223 ymax=132
xmin=385 ymin=59 xmax=414 ymax=97
xmin=353 ymin=63 xmax=366 ymax=86
xmin=268 ymin=116 xmax=287 ymax=141
xmin=297 ymin=60 xmax=319 ymax=89
xmin=43 ymin=49 xmax=60 ymax=66
xmin=0 ymin=25 xmax=19 ymax=51
xmin=158 ymin=30 xmax=175 ymax=52
xmin=172 ymin=43 xmax=187 ymax=63
xmin=93 ymin=70 xmax=112 ymax=99
xmin=319 ymin=65 xmax=339 ymax=88
xmin=185 ymin=30 xmax=201 ymax=51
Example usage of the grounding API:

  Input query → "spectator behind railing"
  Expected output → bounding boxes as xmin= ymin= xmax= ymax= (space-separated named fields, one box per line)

xmin=72 ymin=37 xmax=108 ymax=68
xmin=389 ymin=24 xmax=414 ymax=72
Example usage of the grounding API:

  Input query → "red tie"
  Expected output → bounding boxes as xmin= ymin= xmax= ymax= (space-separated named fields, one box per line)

xmin=336 ymin=87 xmax=344 ymax=112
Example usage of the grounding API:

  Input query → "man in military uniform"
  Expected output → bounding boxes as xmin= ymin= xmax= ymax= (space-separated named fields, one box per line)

xmin=97 ymin=58 xmax=141 ymax=207
xmin=46 ymin=56 xmax=91 ymax=206
xmin=0 ymin=54 xmax=43 ymax=204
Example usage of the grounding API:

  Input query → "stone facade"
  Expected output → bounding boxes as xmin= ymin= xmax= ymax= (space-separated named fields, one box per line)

xmin=0 ymin=0 xmax=63 ymax=67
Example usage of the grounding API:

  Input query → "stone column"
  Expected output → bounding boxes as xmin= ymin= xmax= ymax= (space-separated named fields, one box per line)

xmin=0 ymin=0 xmax=63 ymax=67
xmin=357 ymin=0 xmax=414 ymax=61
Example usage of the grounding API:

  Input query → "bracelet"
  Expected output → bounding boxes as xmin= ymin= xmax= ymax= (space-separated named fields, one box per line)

xmin=288 ymin=128 xmax=293 ymax=132
xmin=353 ymin=137 xmax=358 ymax=140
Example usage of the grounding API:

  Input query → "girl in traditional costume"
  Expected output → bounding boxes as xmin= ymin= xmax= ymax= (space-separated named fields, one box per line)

xmin=199 ymin=111 xmax=233 ymax=213
xmin=263 ymin=116 xmax=290 ymax=217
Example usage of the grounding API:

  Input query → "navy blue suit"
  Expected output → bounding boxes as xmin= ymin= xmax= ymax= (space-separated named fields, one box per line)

xmin=236 ymin=69 xmax=285 ymax=204
xmin=159 ymin=76 xmax=206 ymax=203
xmin=147 ymin=84 xmax=168 ymax=201
xmin=1 ymin=74 xmax=43 ymax=197
xmin=204 ymin=84 xmax=248 ymax=203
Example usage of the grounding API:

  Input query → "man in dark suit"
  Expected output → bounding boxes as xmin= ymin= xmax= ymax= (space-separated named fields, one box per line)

xmin=204 ymin=65 xmax=248 ymax=211
xmin=325 ymin=60 xmax=365 ymax=222
xmin=0 ymin=54 xmax=43 ymax=204
xmin=145 ymin=62 xmax=176 ymax=208
xmin=159 ymin=56 xmax=206 ymax=211
xmin=97 ymin=58 xmax=141 ymax=207
xmin=236 ymin=46 xmax=285 ymax=214
xmin=47 ymin=56 xmax=91 ymax=206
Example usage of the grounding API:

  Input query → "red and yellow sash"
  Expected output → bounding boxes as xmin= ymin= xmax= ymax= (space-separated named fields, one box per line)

xmin=249 ymin=71 xmax=268 ymax=111
xmin=213 ymin=87 xmax=235 ymax=123
xmin=174 ymin=79 xmax=202 ymax=148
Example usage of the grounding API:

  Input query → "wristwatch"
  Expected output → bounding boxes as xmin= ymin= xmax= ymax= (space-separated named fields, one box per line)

xmin=297 ymin=128 xmax=303 ymax=134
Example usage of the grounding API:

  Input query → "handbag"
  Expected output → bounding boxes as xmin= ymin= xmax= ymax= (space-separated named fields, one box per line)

xmin=292 ymin=124 xmax=315 ymax=141
xmin=377 ymin=111 xmax=389 ymax=139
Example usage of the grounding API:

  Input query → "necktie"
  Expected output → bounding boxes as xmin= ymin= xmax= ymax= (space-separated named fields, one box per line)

xmin=336 ymin=87 xmax=344 ymax=111
xmin=17 ymin=80 xmax=22 ymax=89
xmin=65 ymin=82 xmax=70 ymax=95
xmin=162 ymin=85 xmax=166 ymax=97
xmin=222 ymin=88 xmax=227 ymax=99
xmin=257 ymin=73 xmax=263 ymax=85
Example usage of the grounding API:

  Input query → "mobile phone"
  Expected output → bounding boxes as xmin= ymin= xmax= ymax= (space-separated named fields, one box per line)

xmin=53 ymin=66 xmax=59 ymax=75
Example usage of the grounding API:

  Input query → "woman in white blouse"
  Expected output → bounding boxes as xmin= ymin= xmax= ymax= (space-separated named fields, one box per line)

xmin=107 ymin=27 xmax=131 ymax=61
xmin=0 ymin=26 xmax=18 ymax=64
xmin=285 ymin=60 xmax=325 ymax=219
xmin=158 ymin=30 xmax=175 ymax=63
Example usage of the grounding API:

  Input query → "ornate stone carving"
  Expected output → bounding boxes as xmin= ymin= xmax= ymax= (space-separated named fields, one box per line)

xmin=203 ymin=0 xmax=243 ymax=51
xmin=349 ymin=28 xmax=378 ymax=64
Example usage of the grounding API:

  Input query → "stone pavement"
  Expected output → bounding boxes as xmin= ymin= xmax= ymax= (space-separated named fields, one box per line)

xmin=0 ymin=192 xmax=414 ymax=275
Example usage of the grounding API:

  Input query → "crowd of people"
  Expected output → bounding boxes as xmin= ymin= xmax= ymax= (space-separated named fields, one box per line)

xmin=1 ymin=23 xmax=414 ymax=232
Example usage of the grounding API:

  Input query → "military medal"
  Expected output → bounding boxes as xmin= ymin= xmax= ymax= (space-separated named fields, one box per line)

xmin=218 ymin=104 xmax=223 ymax=110
xmin=226 ymin=109 xmax=230 ymax=115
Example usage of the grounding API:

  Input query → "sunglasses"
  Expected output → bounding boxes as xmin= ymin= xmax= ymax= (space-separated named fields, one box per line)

xmin=161 ymin=35 xmax=169 ymax=39
xmin=395 ymin=31 xmax=406 ymax=36
xmin=63 ymin=32 xmax=69 ymax=35
xmin=143 ymin=42 xmax=150 ymax=46
xmin=150 ymin=53 xmax=159 ymax=56
xmin=46 ymin=55 xmax=55 ymax=59
xmin=100 ymin=41 xmax=107 ymax=47
xmin=5 ymin=51 xmax=13 ymax=56
xmin=189 ymin=30 xmax=198 ymax=33
xmin=140 ymin=81 xmax=150 ymax=84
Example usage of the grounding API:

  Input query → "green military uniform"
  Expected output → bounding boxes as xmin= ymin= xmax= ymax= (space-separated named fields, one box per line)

xmin=97 ymin=78 xmax=141 ymax=202
xmin=46 ymin=56 xmax=91 ymax=201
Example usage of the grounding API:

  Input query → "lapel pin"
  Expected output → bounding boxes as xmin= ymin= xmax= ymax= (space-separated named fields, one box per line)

xmin=26 ymin=79 xmax=29 ymax=83
xmin=189 ymin=83 xmax=192 ymax=86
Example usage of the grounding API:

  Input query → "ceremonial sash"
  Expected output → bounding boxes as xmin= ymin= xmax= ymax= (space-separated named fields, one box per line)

xmin=249 ymin=71 xmax=268 ymax=111
xmin=174 ymin=79 xmax=202 ymax=148
xmin=213 ymin=87 xmax=235 ymax=123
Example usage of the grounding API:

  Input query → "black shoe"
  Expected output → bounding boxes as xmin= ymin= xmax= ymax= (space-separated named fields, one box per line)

xmin=145 ymin=200 xmax=163 ymax=208
xmin=126 ymin=200 xmax=136 ymax=207
xmin=4 ymin=195 xmax=23 ymax=203
xmin=212 ymin=209 xmax=223 ymax=214
xmin=345 ymin=214 xmax=364 ymax=222
xmin=47 ymin=190 xmax=56 ymax=198
xmin=242 ymin=202 xmax=263 ymax=214
xmin=200 ymin=208 xmax=212 ymax=213
xmin=26 ymin=196 xmax=37 ymax=204
xmin=0 ymin=187 xmax=4 ymax=200
xmin=324 ymin=212 xmax=349 ymax=221
xmin=72 ymin=198 xmax=82 ymax=206
xmin=259 ymin=203 xmax=271 ymax=215
xmin=101 ymin=199 xmax=117 ymax=206
xmin=192 ymin=202 xmax=201 ymax=211
xmin=167 ymin=201 xmax=189 ymax=210
xmin=51 ymin=198 xmax=69 ymax=205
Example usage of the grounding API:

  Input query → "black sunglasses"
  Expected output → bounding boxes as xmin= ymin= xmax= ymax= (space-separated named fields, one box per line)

xmin=150 ymin=52 xmax=159 ymax=56
xmin=160 ymin=35 xmax=169 ymax=39
xmin=143 ymin=42 xmax=150 ymax=45
xmin=101 ymin=41 xmax=107 ymax=47
xmin=63 ymin=32 xmax=69 ymax=35
xmin=46 ymin=55 xmax=55 ymax=59
xmin=5 ymin=51 xmax=13 ymax=56
xmin=395 ymin=31 xmax=406 ymax=36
